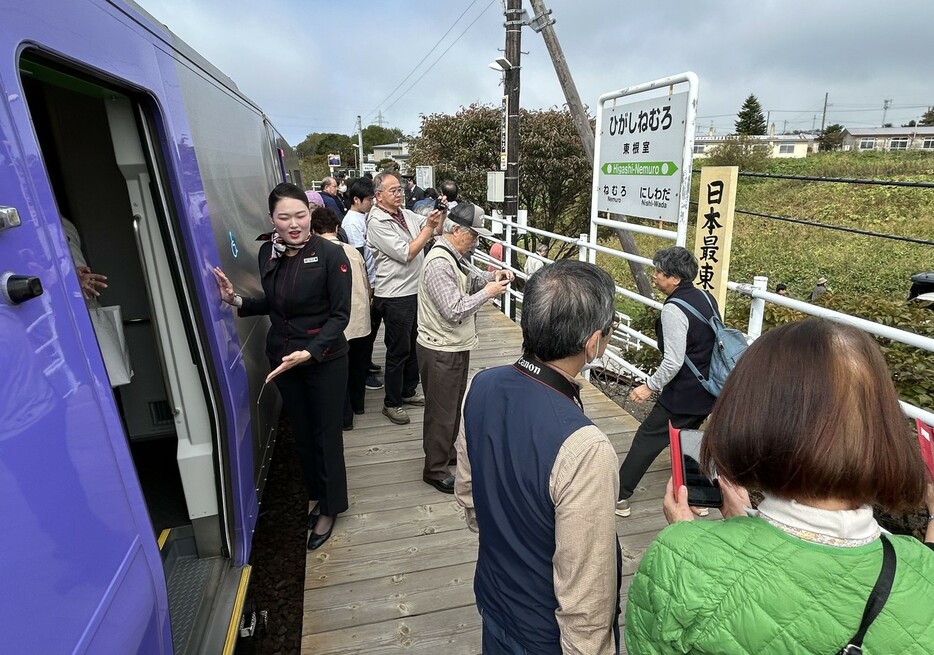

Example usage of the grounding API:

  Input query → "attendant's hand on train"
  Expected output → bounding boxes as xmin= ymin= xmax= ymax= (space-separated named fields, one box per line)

xmin=718 ymin=478 xmax=752 ymax=519
xmin=77 ymin=266 xmax=107 ymax=299
xmin=213 ymin=266 xmax=238 ymax=305
xmin=266 ymin=350 xmax=311 ymax=383
xmin=663 ymin=478 xmax=698 ymax=524
xmin=630 ymin=383 xmax=653 ymax=404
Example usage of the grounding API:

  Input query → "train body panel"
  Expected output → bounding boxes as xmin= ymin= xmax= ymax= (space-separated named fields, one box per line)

xmin=0 ymin=0 xmax=288 ymax=652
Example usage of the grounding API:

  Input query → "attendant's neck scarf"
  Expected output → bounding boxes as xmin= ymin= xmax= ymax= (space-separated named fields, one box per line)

xmin=270 ymin=230 xmax=311 ymax=258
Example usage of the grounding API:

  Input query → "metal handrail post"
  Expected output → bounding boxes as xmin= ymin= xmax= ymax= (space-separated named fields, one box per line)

xmin=747 ymin=276 xmax=768 ymax=339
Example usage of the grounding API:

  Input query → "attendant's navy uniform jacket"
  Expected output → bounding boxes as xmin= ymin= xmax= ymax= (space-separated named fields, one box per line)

xmin=239 ymin=235 xmax=351 ymax=365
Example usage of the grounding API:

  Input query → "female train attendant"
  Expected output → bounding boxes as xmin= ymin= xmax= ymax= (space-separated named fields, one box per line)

xmin=213 ymin=183 xmax=351 ymax=550
xmin=625 ymin=319 xmax=934 ymax=654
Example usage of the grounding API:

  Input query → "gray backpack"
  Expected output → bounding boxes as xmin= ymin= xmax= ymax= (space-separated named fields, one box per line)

xmin=668 ymin=293 xmax=748 ymax=397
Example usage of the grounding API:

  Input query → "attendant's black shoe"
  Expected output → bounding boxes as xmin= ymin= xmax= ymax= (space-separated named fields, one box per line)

xmin=307 ymin=520 xmax=334 ymax=550
xmin=353 ymin=407 xmax=365 ymax=416
xmin=343 ymin=422 xmax=353 ymax=431
xmin=423 ymin=475 xmax=455 ymax=494
xmin=307 ymin=508 xmax=320 ymax=530
xmin=368 ymin=362 xmax=382 ymax=373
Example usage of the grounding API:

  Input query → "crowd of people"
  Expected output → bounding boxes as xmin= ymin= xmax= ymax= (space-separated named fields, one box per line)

xmin=211 ymin=172 xmax=511 ymax=547
xmin=211 ymin=179 xmax=933 ymax=652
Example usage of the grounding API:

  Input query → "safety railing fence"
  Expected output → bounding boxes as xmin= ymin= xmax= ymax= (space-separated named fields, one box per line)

xmin=474 ymin=212 xmax=934 ymax=427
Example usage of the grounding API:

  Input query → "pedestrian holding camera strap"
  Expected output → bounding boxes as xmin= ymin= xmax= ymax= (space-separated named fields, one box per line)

xmin=835 ymin=534 xmax=896 ymax=655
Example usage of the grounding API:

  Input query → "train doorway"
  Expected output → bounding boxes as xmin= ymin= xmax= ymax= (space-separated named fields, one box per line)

xmin=19 ymin=54 xmax=225 ymax=560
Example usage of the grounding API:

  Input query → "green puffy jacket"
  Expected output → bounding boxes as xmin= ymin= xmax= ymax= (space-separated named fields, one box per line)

xmin=625 ymin=516 xmax=934 ymax=654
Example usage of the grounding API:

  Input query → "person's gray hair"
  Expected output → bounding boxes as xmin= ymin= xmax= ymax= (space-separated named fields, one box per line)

xmin=652 ymin=246 xmax=698 ymax=281
xmin=413 ymin=203 xmax=434 ymax=218
xmin=373 ymin=170 xmax=399 ymax=192
xmin=521 ymin=259 xmax=616 ymax=362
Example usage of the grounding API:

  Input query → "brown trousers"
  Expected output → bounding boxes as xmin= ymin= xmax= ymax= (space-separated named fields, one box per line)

xmin=416 ymin=344 xmax=470 ymax=481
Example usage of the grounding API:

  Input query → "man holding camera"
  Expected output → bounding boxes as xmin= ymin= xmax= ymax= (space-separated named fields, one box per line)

xmin=416 ymin=203 xmax=512 ymax=493
xmin=367 ymin=171 xmax=444 ymax=425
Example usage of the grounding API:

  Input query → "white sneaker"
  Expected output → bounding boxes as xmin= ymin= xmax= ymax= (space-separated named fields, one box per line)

xmin=615 ymin=499 xmax=631 ymax=517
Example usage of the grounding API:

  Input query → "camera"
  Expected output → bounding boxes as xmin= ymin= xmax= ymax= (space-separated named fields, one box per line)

xmin=434 ymin=198 xmax=448 ymax=211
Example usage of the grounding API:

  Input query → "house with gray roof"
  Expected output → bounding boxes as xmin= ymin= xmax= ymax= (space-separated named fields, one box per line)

xmin=841 ymin=126 xmax=934 ymax=152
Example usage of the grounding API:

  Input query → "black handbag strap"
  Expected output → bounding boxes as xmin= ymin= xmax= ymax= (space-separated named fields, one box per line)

xmin=837 ymin=535 xmax=896 ymax=654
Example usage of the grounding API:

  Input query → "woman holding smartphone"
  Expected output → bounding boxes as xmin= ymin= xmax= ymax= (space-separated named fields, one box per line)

xmin=213 ymin=183 xmax=351 ymax=550
xmin=626 ymin=319 xmax=934 ymax=654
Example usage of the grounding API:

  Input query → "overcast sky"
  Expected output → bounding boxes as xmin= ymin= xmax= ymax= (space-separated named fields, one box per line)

xmin=134 ymin=0 xmax=934 ymax=147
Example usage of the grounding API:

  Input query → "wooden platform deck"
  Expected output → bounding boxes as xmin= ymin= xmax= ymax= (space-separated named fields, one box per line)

xmin=301 ymin=305 xmax=672 ymax=654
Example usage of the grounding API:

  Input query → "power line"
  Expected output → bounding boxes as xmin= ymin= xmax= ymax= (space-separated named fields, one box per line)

xmin=382 ymin=0 xmax=497 ymax=115
xmin=361 ymin=0 xmax=480 ymax=123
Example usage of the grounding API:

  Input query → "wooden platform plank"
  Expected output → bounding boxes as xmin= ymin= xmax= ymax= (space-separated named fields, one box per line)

xmin=303 ymin=561 xmax=477 ymax=633
xmin=306 ymin=530 xmax=478 ymax=590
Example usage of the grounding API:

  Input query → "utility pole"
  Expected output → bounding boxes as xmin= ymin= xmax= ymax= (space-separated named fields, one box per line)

xmin=882 ymin=99 xmax=892 ymax=127
xmin=503 ymin=0 xmax=522 ymax=257
xmin=356 ymin=115 xmax=364 ymax=174
xmin=820 ymin=92 xmax=829 ymax=132
xmin=526 ymin=0 xmax=652 ymax=297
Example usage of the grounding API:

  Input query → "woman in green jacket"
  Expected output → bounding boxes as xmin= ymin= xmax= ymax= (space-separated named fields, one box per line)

xmin=626 ymin=319 xmax=934 ymax=654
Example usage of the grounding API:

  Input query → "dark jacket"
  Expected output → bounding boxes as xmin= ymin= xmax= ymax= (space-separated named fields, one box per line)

xmin=239 ymin=235 xmax=351 ymax=365
xmin=322 ymin=191 xmax=346 ymax=218
xmin=657 ymin=281 xmax=717 ymax=416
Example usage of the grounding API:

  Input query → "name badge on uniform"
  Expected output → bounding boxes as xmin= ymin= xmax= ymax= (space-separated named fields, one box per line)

xmin=304 ymin=256 xmax=319 ymax=264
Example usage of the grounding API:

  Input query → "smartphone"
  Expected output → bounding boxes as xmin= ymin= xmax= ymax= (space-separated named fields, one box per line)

xmin=434 ymin=198 xmax=448 ymax=211
xmin=669 ymin=424 xmax=723 ymax=508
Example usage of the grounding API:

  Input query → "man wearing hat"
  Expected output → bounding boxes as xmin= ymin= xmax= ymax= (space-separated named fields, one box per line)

xmin=416 ymin=202 xmax=514 ymax=493
xmin=808 ymin=276 xmax=828 ymax=302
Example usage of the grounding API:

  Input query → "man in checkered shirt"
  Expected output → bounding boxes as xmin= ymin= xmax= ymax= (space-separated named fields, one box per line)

xmin=415 ymin=203 xmax=514 ymax=494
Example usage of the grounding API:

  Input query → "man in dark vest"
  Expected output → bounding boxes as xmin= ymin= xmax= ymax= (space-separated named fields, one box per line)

xmin=616 ymin=246 xmax=717 ymax=518
xmin=456 ymin=259 xmax=621 ymax=654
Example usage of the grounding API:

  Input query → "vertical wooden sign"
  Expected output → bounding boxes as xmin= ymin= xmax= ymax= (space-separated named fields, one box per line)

xmin=694 ymin=166 xmax=737 ymax=317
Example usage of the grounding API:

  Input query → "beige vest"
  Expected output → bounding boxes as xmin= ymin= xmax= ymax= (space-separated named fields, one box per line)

xmin=417 ymin=245 xmax=479 ymax=352
xmin=327 ymin=237 xmax=371 ymax=340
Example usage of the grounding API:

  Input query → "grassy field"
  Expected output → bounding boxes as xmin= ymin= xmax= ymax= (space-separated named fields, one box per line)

xmin=586 ymin=150 xmax=934 ymax=406
xmin=598 ymin=150 xmax=934 ymax=301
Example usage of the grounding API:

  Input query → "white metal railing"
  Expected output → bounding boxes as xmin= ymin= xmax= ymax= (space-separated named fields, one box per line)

xmin=477 ymin=212 xmax=934 ymax=427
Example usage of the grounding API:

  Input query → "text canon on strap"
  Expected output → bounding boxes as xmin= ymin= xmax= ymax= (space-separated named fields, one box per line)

xmin=512 ymin=355 xmax=583 ymax=411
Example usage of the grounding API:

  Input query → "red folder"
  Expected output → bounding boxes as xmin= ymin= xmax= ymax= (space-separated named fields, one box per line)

xmin=917 ymin=419 xmax=934 ymax=479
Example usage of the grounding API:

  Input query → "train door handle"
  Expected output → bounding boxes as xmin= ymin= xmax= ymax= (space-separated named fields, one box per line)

xmin=0 ymin=272 xmax=43 ymax=305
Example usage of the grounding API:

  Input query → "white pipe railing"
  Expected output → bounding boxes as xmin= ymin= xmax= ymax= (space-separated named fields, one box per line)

xmin=478 ymin=212 xmax=934 ymax=426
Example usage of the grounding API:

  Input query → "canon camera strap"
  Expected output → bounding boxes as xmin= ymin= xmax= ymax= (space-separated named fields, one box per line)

xmin=512 ymin=355 xmax=584 ymax=412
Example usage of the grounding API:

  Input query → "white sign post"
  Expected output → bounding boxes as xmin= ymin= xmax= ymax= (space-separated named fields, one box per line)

xmin=590 ymin=73 xmax=698 ymax=249
xmin=416 ymin=165 xmax=434 ymax=191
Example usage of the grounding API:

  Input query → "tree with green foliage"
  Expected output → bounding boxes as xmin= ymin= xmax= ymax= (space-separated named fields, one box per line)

xmin=409 ymin=104 xmax=592 ymax=258
xmin=704 ymin=136 xmax=772 ymax=171
xmin=919 ymin=106 xmax=934 ymax=126
xmin=734 ymin=94 xmax=767 ymax=135
xmin=817 ymin=123 xmax=845 ymax=151
xmin=360 ymin=125 xmax=404 ymax=154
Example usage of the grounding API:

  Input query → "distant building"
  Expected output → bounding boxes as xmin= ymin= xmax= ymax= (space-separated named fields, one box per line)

xmin=840 ymin=127 xmax=934 ymax=152
xmin=371 ymin=142 xmax=410 ymax=172
xmin=692 ymin=131 xmax=819 ymax=159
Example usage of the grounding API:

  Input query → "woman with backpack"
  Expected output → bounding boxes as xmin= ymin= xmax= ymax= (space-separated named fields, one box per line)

xmin=616 ymin=246 xmax=720 ymax=518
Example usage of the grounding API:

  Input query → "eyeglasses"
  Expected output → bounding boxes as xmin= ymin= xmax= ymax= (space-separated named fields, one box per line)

xmin=604 ymin=314 xmax=620 ymax=335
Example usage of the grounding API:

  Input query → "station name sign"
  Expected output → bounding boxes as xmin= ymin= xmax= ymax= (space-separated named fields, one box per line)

xmin=596 ymin=91 xmax=690 ymax=222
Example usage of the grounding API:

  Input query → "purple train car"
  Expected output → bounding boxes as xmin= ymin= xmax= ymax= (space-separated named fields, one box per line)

xmin=0 ymin=1 xmax=300 ymax=652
